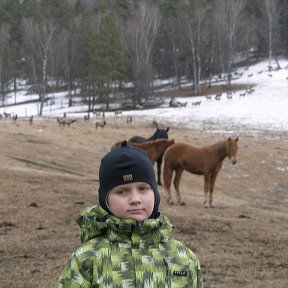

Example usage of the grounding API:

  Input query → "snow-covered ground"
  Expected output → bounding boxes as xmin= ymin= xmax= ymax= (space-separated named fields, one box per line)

xmin=1 ymin=58 xmax=288 ymax=132
xmin=127 ymin=59 xmax=288 ymax=132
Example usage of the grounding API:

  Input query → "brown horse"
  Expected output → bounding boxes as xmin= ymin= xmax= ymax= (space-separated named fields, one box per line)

xmin=129 ymin=127 xmax=170 ymax=186
xmin=112 ymin=139 xmax=175 ymax=165
xmin=163 ymin=137 xmax=239 ymax=207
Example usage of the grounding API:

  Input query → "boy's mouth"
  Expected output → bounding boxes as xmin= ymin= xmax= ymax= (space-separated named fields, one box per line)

xmin=128 ymin=209 xmax=144 ymax=213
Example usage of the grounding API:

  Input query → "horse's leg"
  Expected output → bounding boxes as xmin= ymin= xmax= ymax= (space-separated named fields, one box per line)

xmin=209 ymin=165 xmax=222 ymax=207
xmin=174 ymin=168 xmax=185 ymax=205
xmin=164 ymin=161 xmax=174 ymax=205
xmin=204 ymin=175 xmax=211 ymax=208
xmin=209 ymin=172 xmax=220 ymax=208
xmin=156 ymin=156 xmax=163 ymax=186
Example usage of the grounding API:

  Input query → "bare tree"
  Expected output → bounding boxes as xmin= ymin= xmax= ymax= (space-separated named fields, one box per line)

xmin=213 ymin=0 xmax=245 ymax=86
xmin=22 ymin=18 xmax=56 ymax=115
xmin=159 ymin=10 xmax=184 ymax=89
xmin=262 ymin=0 xmax=281 ymax=69
xmin=55 ymin=29 xmax=76 ymax=106
xmin=125 ymin=1 xmax=161 ymax=103
xmin=183 ymin=2 xmax=208 ymax=95
xmin=169 ymin=19 xmax=181 ymax=89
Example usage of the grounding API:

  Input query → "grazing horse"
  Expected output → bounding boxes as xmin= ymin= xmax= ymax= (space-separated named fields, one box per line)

xmin=169 ymin=98 xmax=187 ymax=108
xmin=164 ymin=137 xmax=239 ymax=207
xmin=29 ymin=115 xmax=33 ymax=125
xmin=112 ymin=139 xmax=175 ymax=165
xmin=129 ymin=127 xmax=170 ymax=185
xmin=95 ymin=120 xmax=106 ymax=129
xmin=57 ymin=117 xmax=76 ymax=127
xmin=126 ymin=116 xmax=133 ymax=123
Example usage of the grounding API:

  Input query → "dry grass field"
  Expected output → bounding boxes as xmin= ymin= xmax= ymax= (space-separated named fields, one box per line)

xmin=0 ymin=115 xmax=287 ymax=288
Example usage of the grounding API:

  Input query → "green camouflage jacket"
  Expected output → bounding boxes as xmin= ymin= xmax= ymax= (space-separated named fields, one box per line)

xmin=57 ymin=204 xmax=203 ymax=288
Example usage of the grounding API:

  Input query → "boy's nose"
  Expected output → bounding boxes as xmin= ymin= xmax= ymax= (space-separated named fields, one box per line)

xmin=129 ymin=190 xmax=141 ymax=203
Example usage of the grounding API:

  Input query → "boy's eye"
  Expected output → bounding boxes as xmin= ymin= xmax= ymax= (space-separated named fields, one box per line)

xmin=139 ymin=186 xmax=151 ymax=192
xmin=116 ymin=189 xmax=126 ymax=195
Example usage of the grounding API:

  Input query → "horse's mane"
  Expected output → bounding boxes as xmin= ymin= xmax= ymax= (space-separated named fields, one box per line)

xmin=208 ymin=139 xmax=227 ymax=149
xmin=204 ymin=139 xmax=231 ymax=161
xmin=133 ymin=138 xmax=170 ymax=147
xmin=111 ymin=138 xmax=172 ymax=150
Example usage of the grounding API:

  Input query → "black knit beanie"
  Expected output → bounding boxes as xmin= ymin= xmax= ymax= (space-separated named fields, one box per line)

xmin=98 ymin=141 xmax=160 ymax=218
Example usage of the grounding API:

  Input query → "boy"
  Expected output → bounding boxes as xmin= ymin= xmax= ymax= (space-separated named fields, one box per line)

xmin=57 ymin=141 xmax=203 ymax=287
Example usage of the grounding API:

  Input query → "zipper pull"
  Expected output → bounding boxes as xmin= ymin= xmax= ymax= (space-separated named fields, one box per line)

xmin=137 ymin=221 xmax=144 ymax=231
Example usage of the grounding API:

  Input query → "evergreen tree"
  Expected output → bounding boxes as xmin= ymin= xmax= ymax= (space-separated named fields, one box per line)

xmin=0 ymin=0 xmax=22 ymax=104
xmin=279 ymin=1 xmax=288 ymax=54
xmin=88 ymin=12 xmax=128 ymax=109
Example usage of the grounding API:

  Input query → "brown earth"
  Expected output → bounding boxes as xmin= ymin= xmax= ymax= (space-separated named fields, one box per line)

xmin=0 ymin=115 xmax=287 ymax=288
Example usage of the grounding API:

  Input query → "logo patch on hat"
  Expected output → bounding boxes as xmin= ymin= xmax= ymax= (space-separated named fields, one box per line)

xmin=123 ymin=174 xmax=133 ymax=181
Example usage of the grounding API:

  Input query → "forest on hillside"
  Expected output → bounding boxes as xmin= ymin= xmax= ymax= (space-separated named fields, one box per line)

xmin=0 ymin=0 xmax=287 ymax=115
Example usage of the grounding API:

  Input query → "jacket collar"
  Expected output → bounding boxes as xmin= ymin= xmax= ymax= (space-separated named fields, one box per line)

xmin=76 ymin=204 xmax=173 ymax=245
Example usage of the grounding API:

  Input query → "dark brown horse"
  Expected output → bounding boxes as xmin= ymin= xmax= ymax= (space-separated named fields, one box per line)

xmin=163 ymin=137 xmax=239 ymax=207
xmin=112 ymin=139 xmax=175 ymax=165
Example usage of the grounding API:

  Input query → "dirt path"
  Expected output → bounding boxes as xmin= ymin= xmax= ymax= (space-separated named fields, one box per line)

xmin=0 ymin=116 xmax=287 ymax=288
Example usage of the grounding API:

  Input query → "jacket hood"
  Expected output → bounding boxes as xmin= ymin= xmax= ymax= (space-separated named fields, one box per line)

xmin=76 ymin=203 xmax=173 ymax=245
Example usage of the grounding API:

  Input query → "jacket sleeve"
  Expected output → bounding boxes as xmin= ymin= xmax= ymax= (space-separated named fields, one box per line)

xmin=195 ymin=258 xmax=203 ymax=288
xmin=185 ymin=246 xmax=203 ymax=288
xmin=56 ymin=252 xmax=92 ymax=288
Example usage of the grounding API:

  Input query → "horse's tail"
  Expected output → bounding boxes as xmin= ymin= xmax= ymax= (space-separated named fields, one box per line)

xmin=163 ymin=153 xmax=174 ymax=191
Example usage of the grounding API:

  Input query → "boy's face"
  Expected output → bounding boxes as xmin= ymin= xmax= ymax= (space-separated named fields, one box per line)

xmin=107 ymin=182 xmax=154 ymax=221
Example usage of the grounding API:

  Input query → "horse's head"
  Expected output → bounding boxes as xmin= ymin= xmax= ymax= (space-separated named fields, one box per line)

xmin=164 ymin=138 xmax=175 ymax=149
xmin=151 ymin=127 xmax=169 ymax=140
xmin=227 ymin=137 xmax=239 ymax=164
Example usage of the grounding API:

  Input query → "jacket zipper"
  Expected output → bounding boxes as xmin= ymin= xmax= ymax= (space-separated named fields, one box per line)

xmin=163 ymin=258 xmax=172 ymax=288
xmin=136 ymin=221 xmax=144 ymax=231
xmin=163 ymin=258 xmax=171 ymax=276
